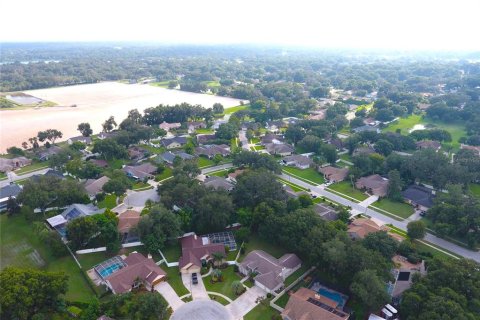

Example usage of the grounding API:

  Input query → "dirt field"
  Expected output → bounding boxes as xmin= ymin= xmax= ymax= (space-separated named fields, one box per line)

xmin=0 ymin=82 xmax=246 ymax=152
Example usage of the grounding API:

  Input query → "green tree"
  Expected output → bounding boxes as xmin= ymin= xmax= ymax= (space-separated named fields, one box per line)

xmin=363 ymin=231 xmax=398 ymax=259
xmin=407 ymin=220 xmax=426 ymax=240
xmin=213 ymin=103 xmax=224 ymax=114
xmin=232 ymin=280 xmax=243 ymax=295
xmin=66 ymin=216 xmax=99 ymax=250
xmin=193 ymin=191 xmax=234 ymax=234
xmin=387 ymin=169 xmax=403 ymax=201
xmin=102 ymin=116 xmax=117 ymax=132
xmin=0 ymin=267 xmax=68 ymax=320
xmin=375 ymin=139 xmax=394 ymax=156
xmin=350 ymin=269 xmax=390 ymax=311
xmin=77 ymin=122 xmax=93 ymax=137
xmin=233 ymin=170 xmax=286 ymax=208
xmin=92 ymin=139 xmax=127 ymax=160
xmin=128 ymin=292 xmax=169 ymax=320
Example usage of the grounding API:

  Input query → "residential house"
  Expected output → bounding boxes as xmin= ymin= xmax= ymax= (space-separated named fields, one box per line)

xmin=415 ymin=140 xmax=441 ymax=151
xmin=402 ymin=185 xmax=435 ymax=212
xmin=352 ymin=125 xmax=380 ymax=134
xmin=203 ymin=176 xmax=234 ymax=192
xmin=239 ymin=250 xmax=301 ymax=294
xmin=68 ymin=136 xmax=92 ymax=145
xmin=307 ymin=109 xmax=326 ymax=120
xmin=347 ymin=217 xmax=387 ymax=240
xmin=46 ymin=204 xmax=105 ymax=237
xmin=313 ymin=203 xmax=338 ymax=221
xmin=195 ymin=144 xmax=231 ymax=158
xmin=104 ymin=253 xmax=166 ymax=294
xmin=460 ymin=144 xmax=480 ymax=156
xmin=127 ymin=146 xmax=148 ymax=161
xmin=31 ymin=169 xmax=65 ymax=182
xmin=261 ymin=133 xmax=284 ymax=145
xmin=88 ymin=159 xmax=108 ymax=168
xmin=319 ymin=166 xmax=349 ymax=182
xmin=390 ymin=255 xmax=426 ymax=301
xmin=156 ymin=151 xmax=194 ymax=165
xmin=37 ymin=146 xmax=62 ymax=161
xmin=84 ymin=176 xmax=110 ymax=199
xmin=266 ymin=120 xmax=285 ymax=133
xmin=118 ymin=210 xmax=141 ymax=243
xmin=123 ymin=163 xmax=157 ymax=180
xmin=159 ymin=121 xmax=181 ymax=131
xmin=352 ymin=146 xmax=375 ymax=157
xmin=355 ymin=174 xmax=389 ymax=197
xmin=97 ymin=131 xmax=118 ymax=140
xmin=227 ymin=169 xmax=245 ymax=183
xmin=187 ymin=121 xmax=207 ymax=133
xmin=178 ymin=232 xmax=226 ymax=274
xmin=213 ymin=119 xmax=228 ymax=130
xmin=327 ymin=138 xmax=344 ymax=150
xmin=196 ymin=134 xmax=217 ymax=144
xmin=0 ymin=157 xmax=31 ymax=172
xmin=160 ymin=136 xmax=187 ymax=149
xmin=0 ymin=184 xmax=22 ymax=211
xmin=265 ymin=143 xmax=294 ymax=156
xmin=282 ymin=155 xmax=313 ymax=169
xmin=281 ymin=287 xmax=350 ymax=320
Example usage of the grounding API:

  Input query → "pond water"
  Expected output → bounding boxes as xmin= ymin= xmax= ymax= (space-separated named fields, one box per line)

xmin=6 ymin=95 xmax=44 ymax=105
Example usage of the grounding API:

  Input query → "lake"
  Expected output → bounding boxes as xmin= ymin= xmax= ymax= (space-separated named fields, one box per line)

xmin=0 ymin=82 xmax=246 ymax=152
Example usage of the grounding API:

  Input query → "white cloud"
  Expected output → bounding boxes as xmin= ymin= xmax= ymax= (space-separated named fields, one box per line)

xmin=1 ymin=0 xmax=479 ymax=51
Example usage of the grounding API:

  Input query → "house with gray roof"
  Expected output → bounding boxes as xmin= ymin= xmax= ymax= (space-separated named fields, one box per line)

xmin=203 ymin=176 xmax=234 ymax=192
xmin=239 ymin=250 xmax=301 ymax=293
xmin=123 ymin=163 xmax=157 ymax=180
xmin=0 ymin=157 xmax=32 ymax=172
xmin=282 ymin=155 xmax=313 ymax=169
xmin=156 ymin=151 xmax=194 ymax=165
xmin=160 ymin=136 xmax=187 ymax=149
xmin=195 ymin=144 xmax=231 ymax=158
xmin=0 ymin=184 xmax=22 ymax=211
xmin=265 ymin=143 xmax=294 ymax=156
xmin=68 ymin=136 xmax=92 ymax=145
xmin=84 ymin=176 xmax=110 ymax=199
xmin=46 ymin=203 xmax=105 ymax=237
xmin=402 ymin=185 xmax=435 ymax=212
xmin=37 ymin=146 xmax=62 ymax=161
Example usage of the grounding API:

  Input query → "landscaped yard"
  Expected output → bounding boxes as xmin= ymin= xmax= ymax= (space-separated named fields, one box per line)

xmin=203 ymin=266 xmax=244 ymax=300
xmin=0 ymin=215 xmax=95 ymax=303
xmin=244 ymin=302 xmax=280 ymax=320
xmin=165 ymin=266 xmax=190 ymax=296
xmin=277 ymin=177 xmax=308 ymax=192
xmin=161 ymin=243 xmax=181 ymax=262
xmin=155 ymin=167 xmax=173 ymax=181
xmin=107 ymin=158 xmax=126 ymax=170
xmin=469 ymin=183 xmax=480 ymax=198
xmin=197 ymin=156 xmax=215 ymax=168
xmin=15 ymin=161 xmax=48 ymax=174
xmin=132 ymin=181 xmax=152 ymax=190
xmin=370 ymin=198 xmax=414 ymax=219
xmin=326 ymin=181 xmax=368 ymax=201
xmin=383 ymin=114 xmax=423 ymax=134
xmin=138 ymin=144 xmax=165 ymax=154
xmin=223 ymin=104 xmax=250 ymax=115
xmin=97 ymin=194 xmax=117 ymax=209
xmin=282 ymin=166 xmax=325 ymax=185
xmin=284 ymin=265 xmax=311 ymax=287
xmin=209 ymin=169 xmax=229 ymax=177
xmin=239 ymin=235 xmax=287 ymax=262
xmin=339 ymin=153 xmax=353 ymax=162
xmin=196 ymin=128 xmax=214 ymax=134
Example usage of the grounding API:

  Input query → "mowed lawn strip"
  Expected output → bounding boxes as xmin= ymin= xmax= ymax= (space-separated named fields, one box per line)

xmin=244 ymin=303 xmax=280 ymax=320
xmin=326 ymin=181 xmax=368 ymax=201
xmin=0 ymin=215 xmax=95 ymax=303
xmin=203 ymin=266 xmax=244 ymax=300
xmin=15 ymin=162 xmax=48 ymax=174
xmin=370 ymin=198 xmax=414 ymax=219
xmin=239 ymin=235 xmax=287 ymax=262
xmin=282 ymin=166 xmax=325 ymax=185
xmin=165 ymin=266 xmax=190 ymax=296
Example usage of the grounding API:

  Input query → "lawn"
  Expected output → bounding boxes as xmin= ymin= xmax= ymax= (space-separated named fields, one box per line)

xmin=132 ymin=181 xmax=151 ymax=190
xmin=240 ymin=235 xmax=287 ymax=262
xmin=164 ymin=266 xmax=190 ymax=296
xmin=138 ymin=144 xmax=165 ymax=154
xmin=250 ymin=137 xmax=260 ymax=144
xmin=223 ymin=104 xmax=250 ymax=115
xmin=196 ymin=128 xmax=214 ymax=134
xmin=197 ymin=156 xmax=215 ymax=168
xmin=209 ymin=294 xmax=230 ymax=305
xmin=231 ymin=138 xmax=239 ymax=152
xmin=150 ymin=80 xmax=173 ymax=88
xmin=253 ymin=145 xmax=265 ymax=151
xmin=339 ymin=153 xmax=353 ymax=162
xmin=0 ymin=215 xmax=95 ymax=303
xmin=226 ymin=250 xmax=238 ymax=261
xmin=107 ymin=158 xmax=126 ymax=170
xmin=15 ymin=161 xmax=48 ymax=174
xmin=203 ymin=266 xmax=243 ymax=300
xmin=327 ymin=181 xmax=368 ymax=201
xmin=206 ymin=80 xmax=221 ymax=88
xmin=155 ymin=167 xmax=173 ymax=181
xmin=209 ymin=169 xmax=229 ymax=177
xmin=0 ymin=172 xmax=6 ymax=180
xmin=161 ymin=243 xmax=181 ymax=262
xmin=244 ymin=303 xmax=280 ymax=320
xmin=383 ymin=114 xmax=423 ymax=134
xmin=284 ymin=264 xmax=311 ymax=287
xmin=97 ymin=194 xmax=117 ymax=209
xmin=277 ymin=177 xmax=308 ymax=192
xmin=370 ymin=198 xmax=414 ymax=219
xmin=468 ymin=183 xmax=480 ymax=198
xmin=282 ymin=166 xmax=325 ymax=185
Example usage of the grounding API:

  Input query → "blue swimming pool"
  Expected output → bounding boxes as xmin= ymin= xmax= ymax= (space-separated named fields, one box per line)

xmin=318 ymin=288 xmax=346 ymax=309
xmin=98 ymin=263 xmax=123 ymax=278
xmin=94 ymin=256 xmax=127 ymax=279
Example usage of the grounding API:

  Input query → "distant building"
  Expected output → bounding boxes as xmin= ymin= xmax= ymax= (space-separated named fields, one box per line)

xmin=84 ymin=176 xmax=110 ymax=199
xmin=156 ymin=151 xmax=194 ymax=164
xmin=227 ymin=169 xmax=245 ymax=183
xmin=261 ymin=133 xmax=284 ymax=145
xmin=460 ymin=144 xmax=480 ymax=156
xmin=160 ymin=136 xmax=187 ymax=149
xmin=282 ymin=155 xmax=313 ymax=169
xmin=352 ymin=146 xmax=375 ymax=157
xmin=402 ymin=185 xmax=435 ymax=211
xmin=352 ymin=125 xmax=380 ymax=134
xmin=187 ymin=121 xmax=207 ymax=133
xmin=68 ymin=136 xmax=92 ymax=145
xmin=0 ymin=157 xmax=31 ymax=172
xmin=127 ymin=146 xmax=148 ymax=161
xmin=265 ymin=143 xmax=294 ymax=156
xmin=312 ymin=203 xmax=338 ymax=221
xmin=203 ymin=176 xmax=235 ymax=192
xmin=195 ymin=144 xmax=231 ymax=158
xmin=319 ymin=166 xmax=349 ymax=182
xmin=159 ymin=121 xmax=181 ymax=131
xmin=46 ymin=204 xmax=105 ymax=237
xmin=88 ymin=159 xmax=108 ymax=168
xmin=0 ymin=184 xmax=22 ymax=211
xmin=355 ymin=174 xmax=388 ymax=197
xmin=37 ymin=146 xmax=62 ymax=161
xmin=415 ymin=140 xmax=441 ymax=151
xmin=196 ymin=134 xmax=217 ymax=145
xmin=347 ymin=217 xmax=387 ymax=240
xmin=123 ymin=163 xmax=157 ymax=180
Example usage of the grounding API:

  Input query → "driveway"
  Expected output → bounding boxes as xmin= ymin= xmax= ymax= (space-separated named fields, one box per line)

xmin=182 ymin=273 xmax=209 ymax=300
xmin=154 ymin=282 xmax=185 ymax=311
xmin=1 ymin=167 xmax=50 ymax=187
xmin=226 ymin=286 xmax=265 ymax=320
xmin=123 ymin=188 xmax=160 ymax=207
xmin=171 ymin=300 xmax=233 ymax=320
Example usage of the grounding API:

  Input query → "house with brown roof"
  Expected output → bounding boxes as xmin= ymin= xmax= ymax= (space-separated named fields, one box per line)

xmin=196 ymin=134 xmax=217 ymax=144
xmin=88 ymin=159 xmax=108 ymax=168
xmin=281 ymin=287 xmax=350 ymax=320
xmin=319 ymin=166 xmax=349 ymax=182
xmin=195 ymin=144 xmax=231 ymax=158
xmin=122 ymin=163 xmax=157 ymax=180
xmin=347 ymin=217 xmax=387 ymax=240
xmin=261 ymin=134 xmax=284 ymax=145
xmin=460 ymin=144 xmax=480 ymax=156
xmin=178 ymin=232 xmax=226 ymax=274
xmin=238 ymin=250 xmax=301 ymax=293
xmin=187 ymin=121 xmax=207 ymax=133
xmin=84 ymin=176 xmax=110 ymax=199
xmin=352 ymin=146 xmax=375 ymax=157
xmin=355 ymin=174 xmax=388 ymax=197
xmin=160 ymin=136 xmax=188 ymax=149
xmin=104 ymin=252 xmax=166 ymax=294
xmin=0 ymin=157 xmax=32 ymax=172
xmin=265 ymin=143 xmax=294 ymax=156
xmin=227 ymin=169 xmax=245 ymax=183
xmin=159 ymin=121 xmax=181 ymax=131
xmin=415 ymin=140 xmax=441 ymax=151
xmin=118 ymin=210 xmax=141 ymax=243
xmin=203 ymin=176 xmax=235 ymax=192
xmin=68 ymin=135 xmax=92 ymax=145
xmin=128 ymin=146 xmax=148 ymax=161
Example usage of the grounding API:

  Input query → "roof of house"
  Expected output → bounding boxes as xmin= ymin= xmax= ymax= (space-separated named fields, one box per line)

xmin=47 ymin=203 xmax=104 ymax=227
xmin=261 ymin=134 xmax=284 ymax=145
xmin=118 ymin=210 xmax=141 ymax=233
xmin=188 ymin=121 xmax=206 ymax=128
xmin=239 ymin=250 xmax=301 ymax=291
xmin=353 ymin=125 xmax=379 ymax=133
xmin=0 ymin=184 xmax=22 ymax=200
xmin=97 ymin=131 xmax=118 ymax=139
xmin=415 ymin=140 xmax=441 ymax=150
xmin=312 ymin=204 xmax=338 ymax=221
xmin=355 ymin=174 xmax=388 ymax=196
xmin=69 ymin=136 xmax=92 ymax=144
xmin=402 ymin=185 xmax=435 ymax=208
xmin=160 ymin=136 xmax=187 ymax=147
xmin=88 ymin=159 xmax=109 ymax=168
xmin=97 ymin=316 xmax=114 ymax=320
xmin=353 ymin=146 xmax=375 ymax=156
xmin=84 ymin=176 xmax=110 ymax=197
xmin=391 ymin=255 xmax=427 ymax=297
xmin=106 ymin=252 xmax=166 ymax=294
xmin=227 ymin=169 xmax=245 ymax=180
xmin=37 ymin=146 xmax=62 ymax=159
xmin=204 ymin=176 xmax=234 ymax=191
xmin=319 ymin=166 xmax=349 ymax=182
xmin=265 ymin=143 xmax=294 ymax=154
xmin=347 ymin=218 xmax=386 ymax=239
xmin=157 ymin=151 xmax=194 ymax=164
xmin=196 ymin=134 xmax=217 ymax=144
xmin=283 ymin=155 xmax=313 ymax=167
xmin=159 ymin=121 xmax=181 ymax=130
xmin=282 ymin=287 xmax=349 ymax=320
xmin=266 ymin=120 xmax=285 ymax=128
xmin=0 ymin=157 xmax=32 ymax=172
xmin=178 ymin=233 xmax=225 ymax=270
xmin=460 ymin=144 xmax=480 ymax=155
xmin=123 ymin=163 xmax=157 ymax=179
xmin=128 ymin=147 xmax=148 ymax=159
xmin=195 ymin=145 xmax=231 ymax=157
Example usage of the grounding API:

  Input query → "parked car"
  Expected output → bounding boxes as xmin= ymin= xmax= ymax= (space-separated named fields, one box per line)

xmin=192 ymin=272 xmax=198 ymax=284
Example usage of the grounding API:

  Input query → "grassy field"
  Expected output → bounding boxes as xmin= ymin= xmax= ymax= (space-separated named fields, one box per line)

xmin=161 ymin=243 xmax=181 ymax=262
xmin=339 ymin=153 xmax=353 ymax=162
xmin=138 ymin=144 xmax=165 ymax=154
xmin=165 ymin=266 xmax=190 ymax=296
xmin=155 ymin=167 xmax=173 ymax=181
xmin=282 ymin=166 xmax=325 ymax=185
xmin=107 ymin=158 xmax=126 ymax=170
xmin=383 ymin=114 xmax=423 ymax=134
xmin=224 ymin=104 xmax=250 ymax=115
xmin=469 ymin=184 xmax=480 ymax=198
xmin=196 ymin=128 xmax=215 ymax=134
xmin=203 ymin=266 xmax=243 ymax=300
xmin=97 ymin=194 xmax=117 ymax=209
xmin=0 ymin=215 xmax=95 ymax=303
xmin=132 ymin=181 xmax=151 ymax=190
xmin=149 ymin=80 xmax=173 ymax=88
xmin=277 ymin=177 xmax=308 ymax=192
xmin=197 ymin=157 xmax=215 ymax=168
xmin=206 ymin=81 xmax=221 ymax=88
xmin=284 ymin=265 xmax=310 ymax=287
xmin=209 ymin=169 xmax=229 ymax=177
xmin=244 ymin=303 xmax=280 ymax=320
xmin=15 ymin=161 xmax=48 ymax=174
xmin=370 ymin=198 xmax=414 ymax=219
xmin=327 ymin=181 xmax=368 ymax=201
xmin=239 ymin=235 xmax=287 ymax=262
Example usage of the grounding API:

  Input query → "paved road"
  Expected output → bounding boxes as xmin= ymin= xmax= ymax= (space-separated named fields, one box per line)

xmin=201 ymin=163 xmax=234 ymax=174
xmin=1 ymin=167 xmax=50 ymax=187
xmin=123 ymin=188 xmax=160 ymax=207
xmin=279 ymin=173 xmax=480 ymax=263
xmin=238 ymin=129 xmax=251 ymax=151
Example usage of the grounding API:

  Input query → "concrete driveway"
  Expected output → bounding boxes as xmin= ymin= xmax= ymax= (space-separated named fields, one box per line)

xmin=182 ymin=273 xmax=209 ymax=300
xmin=226 ymin=286 xmax=265 ymax=320
xmin=154 ymin=282 xmax=185 ymax=311
xmin=123 ymin=188 xmax=159 ymax=207
xmin=171 ymin=300 xmax=233 ymax=320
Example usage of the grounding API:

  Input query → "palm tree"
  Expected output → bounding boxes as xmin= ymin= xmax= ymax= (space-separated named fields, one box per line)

xmin=231 ymin=280 xmax=243 ymax=295
xmin=212 ymin=269 xmax=223 ymax=283
xmin=211 ymin=252 xmax=225 ymax=267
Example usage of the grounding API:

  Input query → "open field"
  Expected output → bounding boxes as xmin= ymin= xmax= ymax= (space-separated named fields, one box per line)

xmin=0 ymin=82 xmax=247 ymax=152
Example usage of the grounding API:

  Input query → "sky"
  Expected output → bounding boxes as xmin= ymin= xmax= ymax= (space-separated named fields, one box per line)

xmin=1 ymin=0 xmax=479 ymax=51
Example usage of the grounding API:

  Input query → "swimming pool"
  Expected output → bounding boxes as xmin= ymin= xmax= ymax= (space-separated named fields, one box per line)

xmin=94 ymin=256 xmax=127 ymax=279
xmin=318 ymin=287 xmax=347 ymax=309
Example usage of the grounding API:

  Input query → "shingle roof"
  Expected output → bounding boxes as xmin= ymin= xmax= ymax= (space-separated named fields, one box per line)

xmin=401 ymin=185 xmax=435 ymax=208
xmin=160 ymin=136 xmax=187 ymax=147
xmin=204 ymin=176 xmax=234 ymax=191
xmin=0 ymin=184 xmax=22 ymax=199
xmin=283 ymin=155 xmax=313 ymax=167
xmin=178 ymin=233 xmax=225 ymax=270
xmin=117 ymin=210 xmax=141 ymax=233
xmin=84 ymin=176 xmax=110 ymax=197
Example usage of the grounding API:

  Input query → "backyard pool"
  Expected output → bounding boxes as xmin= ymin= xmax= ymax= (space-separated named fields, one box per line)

xmin=310 ymin=282 xmax=348 ymax=309
xmin=94 ymin=256 xmax=127 ymax=279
